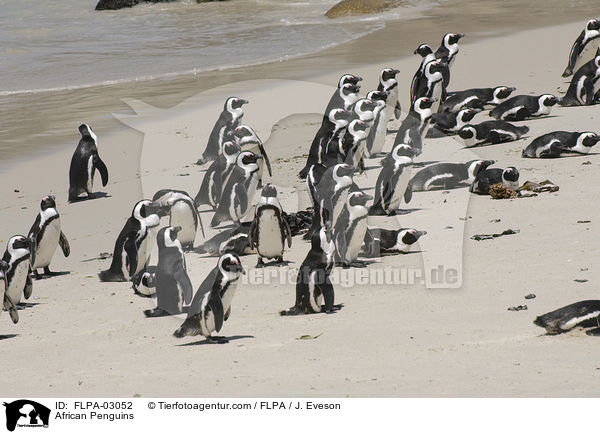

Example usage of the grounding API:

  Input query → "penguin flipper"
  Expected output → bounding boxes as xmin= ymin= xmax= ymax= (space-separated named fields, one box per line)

xmin=23 ymin=271 xmax=33 ymax=300
xmin=234 ymin=184 xmax=248 ymax=220
xmin=257 ymin=143 xmax=273 ymax=177
xmin=283 ymin=217 xmax=293 ymax=248
xmin=3 ymin=295 xmax=19 ymax=324
xmin=224 ymin=306 xmax=231 ymax=322
xmin=124 ymin=237 xmax=138 ymax=278
xmin=208 ymin=291 xmax=225 ymax=333
xmin=175 ymin=268 xmax=194 ymax=306
xmin=394 ymin=101 xmax=402 ymax=120
xmin=94 ymin=154 xmax=109 ymax=187
xmin=249 ymin=217 xmax=258 ymax=250
xmin=404 ymin=184 xmax=413 ymax=204
xmin=59 ymin=231 xmax=71 ymax=257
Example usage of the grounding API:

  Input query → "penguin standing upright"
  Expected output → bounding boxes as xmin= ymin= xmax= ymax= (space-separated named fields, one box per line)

xmin=364 ymin=90 xmax=389 ymax=157
xmin=152 ymin=189 xmax=204 ymax=251
xmin=304 ymin=163 xmax=328 ymax=240
xmin=559 ymin=55 xmax=600 ymax=106
xmin=411 ymin=44 xmax=436 ymax=104
xmin=490 ymin=94 xmax=558 ymax=121
xmin=197 ymin=97 xmax=248 ymax=165
xmin=210 ymin=151 xmax=263 ymax=227
xmin=68 ymin=124 xmax=108 ymax=202
xmin=369 ymin=152 xmax=413 ymax=216
xmin=27 ymin=195 xmax=70 ymax=279
xmin=314 ymin=163 xmax=355 ymax=230
xmin=0 ymin=260 xmax=19 ymax=324
xmin=99 ymin=199 xmax=161 ymax=282
xmin=249 ymin=185 xmax=292 ymax=267
xmin=173 ymin=253 xmax=245 ymax=343
xmin=280 ymin=227 xmax=338 ymax=315
xmin=412 ymin=60 xmax=447 ymax=112
xmin=334 ymin=191 xmax=371 ymax=267
xmin=143 ymin=226 xmax=194 ymax=318
xmin=350 ymin=99 xmax=378 ymax=169
xmin=234 ymin=124 xmax=273 ymax=178
xmin=322 ymin=75 xmax=362 ymax=118
xmin=194 ymin=140 xmax=241 ymax=209
xmin=377 ymin=68 xmax=401 ymax=121
xmin=2 ymin=235 xmax=35 ymax=307
xmin=435 ymin=33 xmax=464 ymax=67
xmin=393 ymin=97 xmax=436 ymax=149
xmin=562 ymin=19 xmax=600 ymax=77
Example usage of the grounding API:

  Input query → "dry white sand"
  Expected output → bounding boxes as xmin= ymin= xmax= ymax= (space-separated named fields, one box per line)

xmin=2 ymin=20 xmax=600 ymax=397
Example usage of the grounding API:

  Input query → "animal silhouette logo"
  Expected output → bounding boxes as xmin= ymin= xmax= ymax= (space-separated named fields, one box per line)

xmin=3 ymin=400 xmax=50 ymax=431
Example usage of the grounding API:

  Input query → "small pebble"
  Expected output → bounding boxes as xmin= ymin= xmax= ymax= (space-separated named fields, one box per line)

xmin=508 ymin=305 xmax=528 ymax=311
xmin=524 ymin=293 xmax=536 ymax=300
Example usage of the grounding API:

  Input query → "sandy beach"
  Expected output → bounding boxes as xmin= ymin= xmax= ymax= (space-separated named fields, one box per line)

xmin=2 ymin=16 xmax=600 ymax=398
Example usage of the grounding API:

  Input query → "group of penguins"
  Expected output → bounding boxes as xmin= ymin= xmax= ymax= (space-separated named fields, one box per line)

xmin=4 ymin=19 xmax=600 ymax=342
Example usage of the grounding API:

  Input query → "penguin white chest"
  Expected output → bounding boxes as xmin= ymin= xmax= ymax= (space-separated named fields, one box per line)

xmin=34 ymin=218 xmax=61 ymax=269
xmin=170 ymin=202 xmax=196 ymax=246
xmin=6 ymin=261 xmax=29 ymax=305
xmin=87 ymin=156 xmax=94 ymax=192
xmin=345 ymin=218 xmax=367 ymax=263
xmin=257 ymin=210 xmax=284 ymax=258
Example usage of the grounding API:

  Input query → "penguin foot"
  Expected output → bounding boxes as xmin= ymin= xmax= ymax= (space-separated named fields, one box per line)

xmin=32 ymin=269 xmax=41 ymax=280
xmin=256 ymin=258 xmax=265 ymax=268
xmin=206 ymin=336 xmax=229 ymax=344
xmin=280 ymin=305 xmax=304 ymax=316
xmin=322 ymin=304 xmax=343 ymax=314
xmin=143 ymin=308 xmax=171 ymax=318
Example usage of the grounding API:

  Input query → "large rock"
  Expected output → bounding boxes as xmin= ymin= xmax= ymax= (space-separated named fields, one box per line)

xmin=325 ymin=0 xmax=403 ymax=18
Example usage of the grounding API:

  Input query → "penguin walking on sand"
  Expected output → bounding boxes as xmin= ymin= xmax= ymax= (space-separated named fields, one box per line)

xmin=197 ymin=97 xmax=248 ymax=165
xmin=249 ymin=185 xmax=292 ymax=267
xmin=280 ymin=227 xmax=338 ymax=315
xmin=334 ymin=191 xmax=371 ymax=267
xmin=370 ymin=151 xmax=413 ymax=216
xmin=194 ymin=140 xmax=241 ymax=209
xmin=99 ymin=199 xmax=161 ymax=282
xmin=559 ymin=55 xmax=600 ymax=106
xmin=534 ymin=300 xmax=600 ymax=335
xmin=153 ymin=189 xmax=204 ymax=251
xmin=143 ymin=226 xmax=194 ymax=318
xmin=377 ymin=68 xmax=401 ymax=121
xmin=522 ymin=131 xmax=600 ymax=158
xmin=1 ymin=260 xmax=19 ymax=324
xmin=404 ymin=160 xmax=492 ymax=202
xmin=2 ymin=235 xmax=35 ymax=308
xmin=457 ymin=121 xmax=529 ymax=147
xmin=210 ymin=151 xmax=263 ymax=227
xmin=562 ymin=19 xmax=600 ymax=77
xmin=27 ymin=195 xmax=70 ymax=279
xmin=410 ymin=44 xmax=436 ymax=104
xmin=490 ymin=94 xmax=558 ymax=121
xmin=173 ymin=253 xmax=245 ymax=343
xmin=68 ymin=124 xmax=108 ymax=202
xmin=470 ymin=165 xmax=519 ymax=195
xmin=363 ymin=227 xmax=427 ymax=257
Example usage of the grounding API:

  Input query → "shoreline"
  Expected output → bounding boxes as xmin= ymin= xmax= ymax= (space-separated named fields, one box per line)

xmin=1 ymin=0 xmax=596 ymax=167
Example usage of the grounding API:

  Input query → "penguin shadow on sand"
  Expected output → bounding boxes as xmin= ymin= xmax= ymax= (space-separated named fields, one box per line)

xmin=68 ymin=192 xmax=111 ymax=203
xmin=33 ymin=270 xmax=70 ymax=280
xmin=0 ymin=334 xmax=18 ymax=341
xmin=176 ymin=335 xmax=255 ymax=346
xmin=16 ymin=302 xmax=40 ymax=310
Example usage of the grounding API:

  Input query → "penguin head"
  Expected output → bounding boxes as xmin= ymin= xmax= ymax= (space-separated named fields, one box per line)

xmin=393 ymin=144 xmax=417 ymax=159
xmin=40 ymin=195 xmax=57 ymax=211
xmin=467 ymin=159 xmax=495 ymax=181
xmin=415 ymin=97 xmax=437 ymax=111
xmin=366 ymin=90 xmax=389 ymax=103
xmin=458 ymin=108 xmax=479 ymax=123
xmin=157 ymin=226 xmax=182 ymax=250
xmin=349 ymin=119 xmax=370 ymax=141
xmin=354 ymin=99 xmax=376 ymax=121
xmin=133 ymin=199 xmax=161 ymax=227
xmin=444 ymin=33 xmax=464 ymax=46
xmin=502 ymin=167 xmax=520 ymax=183
xmin=540 ymin=94 xmax=558 ymax=107
xmin=261 ymin=184 xmax=277 ymax=198
xmin=395 ymin=229 xmax=426 ymax=252
xmin=78 ymin=124 xmax=97 ymax=143
xmin=219 ymin=252 xmax=245 ymax=276
xmin=586 ymin=19 xmax=600 ymax=32
xmin=380 ymin=68 xmax=400 ymax=83
xmin=222 ymin=141 xmax=241 ymax=158
xmin=329 ymin=109 xmax=352 ymax=128
xmin=347 ymin=191 xmax=372 ymax=208
xmin=580 ymin=132 xmax=600 ymax=148
xmin=341 ymin=83 xmax=360 ymax=97
xmin=7 ymin=235 xmax=34 ymax=259
xmin=493 ymin=86 xmax=516 ymax=102
xmin=237 ymin=151 xmax=262 ymax=172
xmin=458 ymin=125 xmax=476 ymax=140
xmin=234 ymin=125 xmax=259 ymax=145
xmin=226 ymin=97 xmax=248 ymax=112
xmin=332 ymin=163 xmax=354 ymax=185
xmin=338 ymin=74 xmax=362 ymax=88
xmin=414 ymin=44 xmax=433 ymax=57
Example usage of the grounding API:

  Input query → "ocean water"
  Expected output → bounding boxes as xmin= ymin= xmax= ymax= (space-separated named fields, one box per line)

xmin=0 ymin=0 xmax=431 ymax=94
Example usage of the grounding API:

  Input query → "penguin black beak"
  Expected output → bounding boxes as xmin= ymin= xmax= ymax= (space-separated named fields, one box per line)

xmin=416 ymin=230 xmax=427 ymax=237
xmin=392 ymin=69 xmax=400 ymax=75
xmin=150 ymin=202 xmax=170 ymax=218
xmin=172 ymin=226 xmax=182 ymax=234
xmin=354 ymin=76 xmax=363 ymax=82
xmin=457 ymin=33 xmax=465 ymax=39
xmin=240 ymin=99 xmax=249 ymax=105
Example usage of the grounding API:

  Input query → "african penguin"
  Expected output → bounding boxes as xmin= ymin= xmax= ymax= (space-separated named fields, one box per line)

xmin=522 ymin=131 xmax=600 ymax=158
xmin=562 ymin=19 xmax=600 ymax=77
xmin=280 ymin=227 xmax=338 ymax=315
xmin=210 ymin=151 xmax=262 ymax=227
xmin=489 ymin=94 xmax=558 ymax=121
xmin=143 ymin=226 xmax=194 ymax=318
xmin=0 ymin=260 xmax=18 ymax=324
xmin=173 ymin=253 xmax=245 ymax=343
xmin=393 ymin=97 xmax=436 ymax=148
xmin=68 ymin=124 xmax=109 ymax=202
xmin=99 ymin=199 xmax=161 ymax=282
xmin=412 ymin=60 xmax=446 ymax=112
xmin=428 ymin=108 xmax=479 ymax=137
xmin=334 ymin=191 xmax=371 ymax=267
xmin=559 ymin=55 xmax=600 ymax=106
xmin=322 ymin=74 xmax=362 ymax=119
xmin=27 ymin=195 xmax=70 ymax=279
xmin=249 ymin=185 xmax=292 ymax=267
xmin=152 ymin=189 xmax=203 ymax=251
xmin=313 ymin=163 xmax=355 ymax=230
xmin=194 ymin=140 xmax=241 ymax=209
xmin=410 ymin=44 xmax=436 ymax=104
xmin=404 ymin=160 xmax=492 ymax=202
xmin=534 ymin=300 xmax=600 ymax=335
xmin=363 ymin=228 xmax=427 ymax=257
xmin=364 ymin=90 xmax=389 ymax=157
xmin=197 ymin=97 xmax=248 ymax=165
xmin=234 ymin=124 xmax=273 ymax=178
xmin=370 ymin=152 xmax=413 ymax=216
xmin=435 ymin=33 xmax=464 ymax=67
xmin=470 ymin=165 xmax=520 ymax=195
xmin=457 ymin=121 xmax=529 ymax=147
xmin=2 ymin=235 xmax=34 ymax=307
xmin=195 ymin=222 xmax=253 ymax=257
xmin=377 ymin=68 xmax=401 ymax=120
